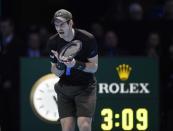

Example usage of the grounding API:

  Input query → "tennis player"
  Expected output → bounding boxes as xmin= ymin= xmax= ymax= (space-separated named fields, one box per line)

xmin=47 ymin=9 xmax=98 ymax=131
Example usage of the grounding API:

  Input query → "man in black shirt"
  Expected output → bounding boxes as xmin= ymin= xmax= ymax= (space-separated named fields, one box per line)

xmin=47 ymin=9 xmax=98 ymax=131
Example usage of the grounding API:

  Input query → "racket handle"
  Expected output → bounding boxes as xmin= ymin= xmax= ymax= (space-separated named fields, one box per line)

xmin=66 ymin=67 xmax=71 ymax=76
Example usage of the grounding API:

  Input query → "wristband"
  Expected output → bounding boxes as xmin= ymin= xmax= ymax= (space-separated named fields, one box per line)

xmin=49 ymin=52 xmax=58 ymax=63
xmin=56 ymin=61 xmax=66 ymax=70
xmin=73 ymin=61 xmax=86 ymax=71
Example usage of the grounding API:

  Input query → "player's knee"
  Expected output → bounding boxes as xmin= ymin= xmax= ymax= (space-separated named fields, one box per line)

xmin=61 ymin=118 xmax=75 ymax=131
xmin=61 ymin=124 xmax=75 ymax=131
xmin=77 ymin=117 xmax=92 ymax=131
xmin=78 ymin=122 xmax=91 ymax=130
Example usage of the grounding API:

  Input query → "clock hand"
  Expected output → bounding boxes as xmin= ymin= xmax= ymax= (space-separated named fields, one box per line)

xmin=53 ymin=95 xmax=57 ymax=103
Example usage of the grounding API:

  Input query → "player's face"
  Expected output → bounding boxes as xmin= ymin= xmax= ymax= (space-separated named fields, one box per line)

xmin=54 ymin=18 xmax=71 ymax=38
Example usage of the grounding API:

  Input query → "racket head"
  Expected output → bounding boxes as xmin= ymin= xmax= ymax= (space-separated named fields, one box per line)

xmin=58 ymin=40 xmax=82 ymax=62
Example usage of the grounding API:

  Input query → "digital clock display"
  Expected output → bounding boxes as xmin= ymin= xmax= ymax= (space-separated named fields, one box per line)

xmin=101 ymin=108 xmax=148 ymax=130
xmin=95 ymin=99 xmax=158 ymax=131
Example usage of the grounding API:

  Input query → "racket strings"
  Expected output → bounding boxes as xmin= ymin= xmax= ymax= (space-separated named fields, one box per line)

xmin=59 ymin=40 xmax=82 ymax=62
xmin=63 ymin=46 xmax=80 ymax=57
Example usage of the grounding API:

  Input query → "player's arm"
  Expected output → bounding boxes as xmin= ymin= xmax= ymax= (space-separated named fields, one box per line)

xmin=47 ymin=38 xmax=65 ymax=77
xmin=83 ymin=55 xmax=98 ymax=73
xmin=83 ymin=36 xmax=98 ymax=73
xmin=49 ymin=50 xmax=66 ymax=77
xmin=51 ymin=62 xmax=65 ymax=77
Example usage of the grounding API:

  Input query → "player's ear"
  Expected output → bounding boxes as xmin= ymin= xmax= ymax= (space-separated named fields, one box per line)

xmin=69 ymin=20 xmax=73 ymax=27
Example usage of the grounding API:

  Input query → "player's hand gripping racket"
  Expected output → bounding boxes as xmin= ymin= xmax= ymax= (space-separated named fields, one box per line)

xmin=58 ymin=40 xmax=82 ymax=75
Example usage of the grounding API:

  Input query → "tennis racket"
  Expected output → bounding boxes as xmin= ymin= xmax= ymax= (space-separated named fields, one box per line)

xmin=58 ymin=40 xmax=82 ymax=75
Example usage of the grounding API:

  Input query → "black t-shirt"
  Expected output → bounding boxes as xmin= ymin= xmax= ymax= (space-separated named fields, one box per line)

xmin=47 ymin=29 xmax=98 ymax=86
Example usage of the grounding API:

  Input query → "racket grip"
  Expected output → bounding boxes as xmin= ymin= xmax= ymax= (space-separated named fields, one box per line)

xmin=66 ymin=67 xmax=71 ymax=76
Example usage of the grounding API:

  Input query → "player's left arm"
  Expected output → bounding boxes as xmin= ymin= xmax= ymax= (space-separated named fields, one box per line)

xmin=83 ymin=35 xmax=98 ymax=73
xmin=83 ymin=55 xmax=98 ymax=73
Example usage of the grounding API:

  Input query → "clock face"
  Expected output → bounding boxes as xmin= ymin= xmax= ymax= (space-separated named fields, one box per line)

xmin=30 ymin=74 xmax=60 ymax=123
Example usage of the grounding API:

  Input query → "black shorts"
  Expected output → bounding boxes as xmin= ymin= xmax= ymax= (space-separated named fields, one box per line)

xmin=54 ymin=83 xmax=97 ymax=119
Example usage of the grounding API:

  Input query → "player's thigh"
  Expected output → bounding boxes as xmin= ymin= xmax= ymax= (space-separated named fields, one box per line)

xmin=57 ymin=91 xmax=76 ymax=119
xmin=75 ymin=87 xmax=96 ymax=117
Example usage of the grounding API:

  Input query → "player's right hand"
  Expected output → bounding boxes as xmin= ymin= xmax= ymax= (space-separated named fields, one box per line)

xmin=50 ymin=50 xmax=66 ymax=70
xmin=51 ymin=50 xmax=59 ymax=60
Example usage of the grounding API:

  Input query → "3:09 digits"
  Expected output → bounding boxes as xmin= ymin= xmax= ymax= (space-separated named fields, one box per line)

xmin=101 ymin=108 xmax=148 ymax=131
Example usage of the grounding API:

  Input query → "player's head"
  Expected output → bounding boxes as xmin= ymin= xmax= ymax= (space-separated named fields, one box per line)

xmin=53 ymin=9 xmax=73 ymax=38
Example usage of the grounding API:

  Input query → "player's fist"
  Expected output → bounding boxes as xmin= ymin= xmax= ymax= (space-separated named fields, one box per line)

xmin=50 ymin=50 xmax=66 ymax=70
xmin=63 ymin=58 xmax=76 ymax=68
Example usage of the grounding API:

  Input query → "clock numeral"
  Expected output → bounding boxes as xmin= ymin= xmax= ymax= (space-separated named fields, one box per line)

xmin=36 ymin=98 xmax=42 ymax=100
xmin=101 ymin=108 xmax=113 ymax=131
xmin=46 ymin=110 xmax=49 ymax=115
xmin=122 ymin=108 xmax=133 ymax=130
xmin=39 ymin=90 xmax=44 ymax=93
xmin=136 ymin=108 xmax=148 ymax=130
xmin=39 ymin=105 xmax=44 ymax=109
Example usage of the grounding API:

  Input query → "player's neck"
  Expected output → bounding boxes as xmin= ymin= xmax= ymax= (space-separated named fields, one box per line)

xmin=64 ymin=28 xmax=75 ymax=42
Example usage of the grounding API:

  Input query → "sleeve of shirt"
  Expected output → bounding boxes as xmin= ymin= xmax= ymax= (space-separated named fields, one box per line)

xmin=47 ymin=39 xmax=57 ymax=63
xmin=86 ymin=36 xmax=98 ymax=58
